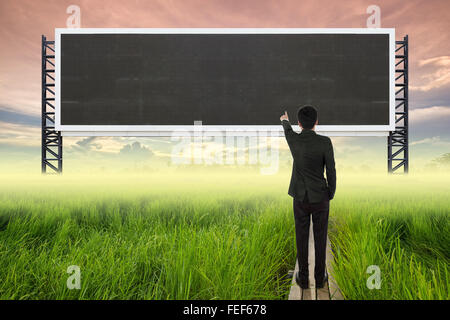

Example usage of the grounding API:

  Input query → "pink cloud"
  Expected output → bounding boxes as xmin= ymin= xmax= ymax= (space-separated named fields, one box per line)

xmin=409 ymin=106 xmax=450 ymax=123
xmin=1 ymin=0 xmax=449 ymax=119
xmin=412 ymin=56 xmax=450 ymax=92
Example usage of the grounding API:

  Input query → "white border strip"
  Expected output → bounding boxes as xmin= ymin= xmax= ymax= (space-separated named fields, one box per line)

xmin=60 ymin=130 xmax=389 ymax=137
xmin=55 ymin=28 xmax=395 ymax=135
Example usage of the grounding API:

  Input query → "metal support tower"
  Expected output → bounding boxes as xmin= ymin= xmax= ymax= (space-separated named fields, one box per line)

xmin=388 ymin=35 xmax=409 ymax=173
xmin=41 ymin=35 xmax=63 ymax=174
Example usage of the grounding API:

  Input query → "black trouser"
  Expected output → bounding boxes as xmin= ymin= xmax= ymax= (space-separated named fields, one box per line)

xmin=293 ymin=192 xmax=329 ymax=284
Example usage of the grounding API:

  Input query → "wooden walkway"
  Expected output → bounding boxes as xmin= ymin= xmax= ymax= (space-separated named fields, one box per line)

xmin=288 ymin=220 xmax=344 ymax=300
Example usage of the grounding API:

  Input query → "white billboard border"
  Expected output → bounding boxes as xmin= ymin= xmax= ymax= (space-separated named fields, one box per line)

xmin=55 ymin=28 xmax=396 ymax=136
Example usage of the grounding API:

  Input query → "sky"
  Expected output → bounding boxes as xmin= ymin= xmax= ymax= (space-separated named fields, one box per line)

xmin=0 ymin=0 xmax=449 ymax=174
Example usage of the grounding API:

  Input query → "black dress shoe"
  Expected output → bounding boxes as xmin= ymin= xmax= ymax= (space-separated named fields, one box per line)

xmin=295 ymin=271 xmax=309 ymax=289
xmin=315 ymin=270 xmax=328 ymax=289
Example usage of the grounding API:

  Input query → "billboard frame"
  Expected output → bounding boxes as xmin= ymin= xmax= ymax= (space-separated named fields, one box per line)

xmin=54 ymin=28 xmax=396 ymax=136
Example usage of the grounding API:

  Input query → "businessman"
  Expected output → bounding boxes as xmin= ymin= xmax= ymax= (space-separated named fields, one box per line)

xmin=280 ymin=106 xmax=336 ymax=289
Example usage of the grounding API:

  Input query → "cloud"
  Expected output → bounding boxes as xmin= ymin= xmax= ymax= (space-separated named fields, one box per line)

xmin=410 ymin=56 xmax=450 ymax=109
xmin=411 ymin=56 xmax=450 ymax=92
xmin=119 ymin=141 xmax=154 ymax=160
xmin=69 ymin=136 xmax=103 ymax=154
xmin=418 ymin=56 xmax=450 ymax=67
xmin=410 ymin=136 xmax=450 ymax=147
xmin=407 ymin=106 xmax=450 ymax=140
xmin=409 ymin=106 xmax=450 ymax=124
xmin=0 ymin=107 xmax=40 ymax=126
xmin=2 ymin=0 xmax=450 ymax=121
xmin=65 ymin=136 xmax=127 ymax=155
xmin=0 ymin=121 xmax=40 ymax=147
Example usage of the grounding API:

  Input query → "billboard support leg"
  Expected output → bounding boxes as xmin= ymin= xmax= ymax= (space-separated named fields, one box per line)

xmin=388 ymin=35 xmax=409 ymax=174
xmin=41 ymin=35 xmax=63 ymax=174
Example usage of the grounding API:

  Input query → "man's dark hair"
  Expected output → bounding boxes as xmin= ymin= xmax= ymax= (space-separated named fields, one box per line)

xmin=297 ymin=105 xmax=318 ymax=129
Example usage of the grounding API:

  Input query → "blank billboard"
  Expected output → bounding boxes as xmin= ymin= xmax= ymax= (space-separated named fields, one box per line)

xmin=55 ymin=28 xmax=395 ymax=136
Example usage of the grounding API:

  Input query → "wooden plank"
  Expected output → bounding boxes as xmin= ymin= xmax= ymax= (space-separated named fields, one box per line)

xmin=288 ymin=259 xmax=302 ymax=300
xmin=316 ymin=282 xmax=330 ymax=300
xmin=288 ymin=259 xmax=314 ymax=300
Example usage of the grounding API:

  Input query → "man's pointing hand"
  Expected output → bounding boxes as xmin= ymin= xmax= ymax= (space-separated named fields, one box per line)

xmin=280 ymin=111 xmax=289 ymax=121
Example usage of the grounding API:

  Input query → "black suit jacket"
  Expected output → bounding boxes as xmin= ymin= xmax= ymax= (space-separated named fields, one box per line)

xmin=281 ymin=120 xmax=336 ymax=203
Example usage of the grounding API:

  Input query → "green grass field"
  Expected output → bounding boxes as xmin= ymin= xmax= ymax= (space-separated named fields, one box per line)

xmin=0 ymin=171 xmax=448 ymax=299
xmin=328 ymin=173 xmax=449 ymax=299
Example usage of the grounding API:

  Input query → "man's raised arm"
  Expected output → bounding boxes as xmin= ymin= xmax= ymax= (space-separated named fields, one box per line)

xmin=280 ymin=111 xmax=296 ymax=147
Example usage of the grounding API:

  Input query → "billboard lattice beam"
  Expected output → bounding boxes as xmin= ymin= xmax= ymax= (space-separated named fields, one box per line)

xmin=388 ymin=35 xmax=409 ymax=174
xmin=41 ymin=35 xmax=63 ymax=174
